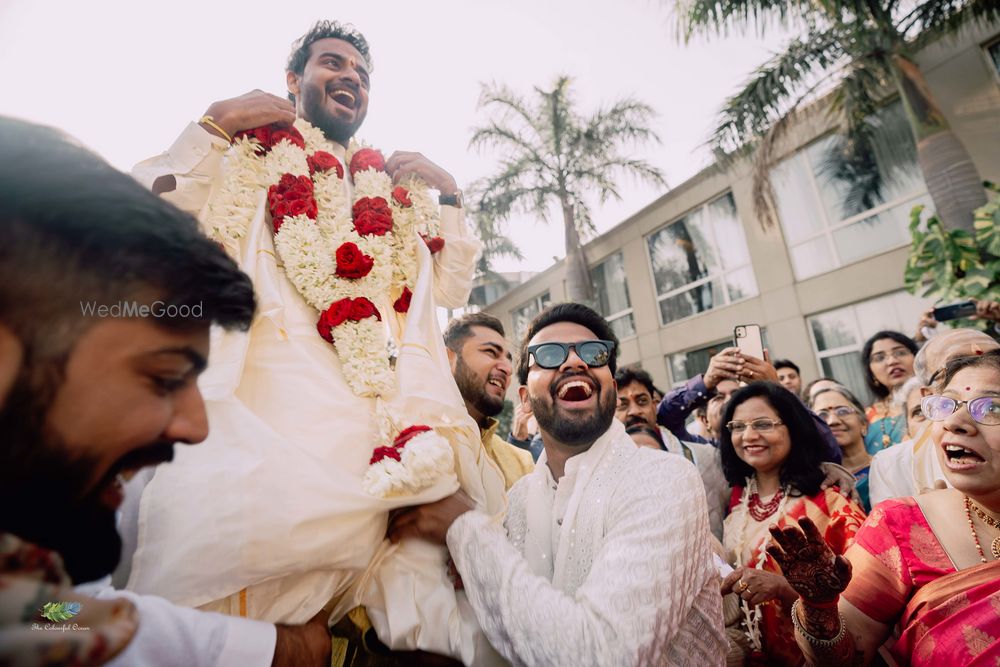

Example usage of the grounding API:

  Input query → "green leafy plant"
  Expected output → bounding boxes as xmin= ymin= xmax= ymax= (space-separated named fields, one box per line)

xmin=905 ymin=183 xmax=1000 ymax=331
xmin=40 ymin=601 xmax=81 ymax=622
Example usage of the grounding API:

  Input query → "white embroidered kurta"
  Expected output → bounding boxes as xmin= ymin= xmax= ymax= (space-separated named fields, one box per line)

xmin=446 ymin=420 xmax=727 ymax=666
xmin=127 ymin=124 xmax=507 ymax=664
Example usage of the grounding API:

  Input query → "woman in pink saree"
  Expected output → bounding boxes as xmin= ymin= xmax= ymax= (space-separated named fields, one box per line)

xmin=768 ymin=349 xmax=1000 ymax=666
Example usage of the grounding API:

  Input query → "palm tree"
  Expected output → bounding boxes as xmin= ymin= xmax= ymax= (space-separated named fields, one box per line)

xmin=470 ymin=76 xmax=668 ymax=304
xmin=467 ymin=203 xmax=525 ymax=309
xmin=678 ymin=0 xmax=999 ymax=232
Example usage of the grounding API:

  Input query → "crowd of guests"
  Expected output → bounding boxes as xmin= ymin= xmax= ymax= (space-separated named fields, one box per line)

xmin=502 ymin=303 xmax=1000 ymax=666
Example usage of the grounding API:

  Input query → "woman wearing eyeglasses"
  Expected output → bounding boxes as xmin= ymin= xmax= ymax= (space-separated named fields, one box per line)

xmin=861 ymin=331 xmax=918 ymax=454
xmin=809 ymin=386 xmax=873 ymax=511
xmin=718 ymin=382 xmax=867 ymax=667
xmin=771 ymin=349 xmax=1000 ymax=667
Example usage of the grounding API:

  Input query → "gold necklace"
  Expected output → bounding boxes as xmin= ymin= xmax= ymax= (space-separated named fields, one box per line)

xmin=969 ymin=499 xmax=1000 ymax=560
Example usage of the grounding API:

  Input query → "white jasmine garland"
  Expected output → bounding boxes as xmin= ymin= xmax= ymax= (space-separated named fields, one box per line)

xmin=361 ymin=429 xmax=454 ymax=498
xmin=199 ymin=118 xmax=442 ymax=398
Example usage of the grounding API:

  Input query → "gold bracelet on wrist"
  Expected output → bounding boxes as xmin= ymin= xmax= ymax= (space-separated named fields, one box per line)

xmin=198 ymin=115 xmax=233 ymax=144
xmin=791 ymin=598 xmax=847 ymax=647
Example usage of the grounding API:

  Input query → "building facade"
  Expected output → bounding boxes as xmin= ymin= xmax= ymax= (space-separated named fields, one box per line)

xmin=485 ymin=22 xmax=1000 ymax=404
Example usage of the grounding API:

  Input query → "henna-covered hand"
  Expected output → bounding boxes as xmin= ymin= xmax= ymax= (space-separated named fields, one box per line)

xmin=767 ymin=517 xmax=852 ymax=604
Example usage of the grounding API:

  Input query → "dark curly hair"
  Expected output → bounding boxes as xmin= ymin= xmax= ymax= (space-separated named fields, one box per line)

xmin=516 ymin=302 xmax=619 ymax=385
xmin=286 ymin=21 xmax=373 ymax=103
xmin=614 ymin=365 xmax=655 ymax=397
xmin=718 ymin=382 xmax=826 ymax=496
xmin=861 ymin=330 xmax=918 ymax=399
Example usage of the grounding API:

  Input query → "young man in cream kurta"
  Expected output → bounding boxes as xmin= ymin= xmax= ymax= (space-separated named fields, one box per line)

xmin=391 ymin=304 xmax=726 ymax=666
xmin=125 ymin=21 xmax=507 ymax=665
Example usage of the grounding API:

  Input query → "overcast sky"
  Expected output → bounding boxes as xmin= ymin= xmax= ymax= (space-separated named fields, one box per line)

xmin=0 ymin=0 xmax=791 ymax=273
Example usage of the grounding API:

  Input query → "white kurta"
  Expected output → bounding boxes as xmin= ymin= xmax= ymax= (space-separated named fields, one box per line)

xmin=446 ymin=420 xmax=727 ymax=666
xmin=127 ymin=124 xmax=506 ymax=664
xmin=868 ymin=422 xmax=948 ymax=507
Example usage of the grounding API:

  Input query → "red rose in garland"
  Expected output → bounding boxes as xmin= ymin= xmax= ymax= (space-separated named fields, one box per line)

xmin=349 ymin=148 xmax=386 ymax=176
xmin=393 ymin=425 xmax=432 ymax=448
xmin=269 ymin=126 xmax=306 ymax=149
xmin=316 ymin=298 xmax=354 ymax=342
xmin=392 ymin=287 xmax=412 ymax=313
xmin=391 ymin=186 xmax=412 ymax=207
xmin=353 ymin=197 xmax=394 ymax=236
xmin=233 ymin=125 xmax=273 ymax=152
xmin=334 ymin=242 xmax=374 ymax=279
xmin=422 ymin=235 xmax=445 ymax=254
xmin=370 ymin=446 xmax=402 ymax=465
xmin=348 ymin=296 xmax=381 ymax=322
xmin=268 ymin=174 xmax=317 ymax=232
xmin=307 ymin=151 xmax=345 ymax=178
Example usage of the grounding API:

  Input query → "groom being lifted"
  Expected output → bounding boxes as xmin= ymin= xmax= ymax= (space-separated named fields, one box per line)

xmin=127 ymin=20 xmax=506 ymax=666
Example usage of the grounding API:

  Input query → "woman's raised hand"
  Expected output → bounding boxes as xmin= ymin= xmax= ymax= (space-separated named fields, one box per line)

xmin=766 ymin=517 xmax=852 ymax=603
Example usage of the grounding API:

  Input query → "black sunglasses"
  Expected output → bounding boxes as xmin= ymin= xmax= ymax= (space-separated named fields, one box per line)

xmin=527 ymin=340 xmax=615 ymax=369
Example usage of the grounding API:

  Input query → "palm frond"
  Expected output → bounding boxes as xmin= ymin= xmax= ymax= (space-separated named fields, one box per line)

xmin=677 ymin=0 xmax=812 ymax=40
xmin=710 ymin=29 xmax=847 ymax=156
xmin=902 ymin=0 xmax=1000 ymax=44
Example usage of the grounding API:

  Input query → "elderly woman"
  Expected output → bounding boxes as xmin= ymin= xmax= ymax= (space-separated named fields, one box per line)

xmin=772 ymin=349 xmax=1000 ymax=666
xmin=810 ymin=386 xmax=873 ymax=511
xmin=719 ymin=382 xmax=866 ymax=666
xmin=861 ymin=331 xmax=918 ymax=453
xmin=895 ymin=375 xmax=928 ymax=440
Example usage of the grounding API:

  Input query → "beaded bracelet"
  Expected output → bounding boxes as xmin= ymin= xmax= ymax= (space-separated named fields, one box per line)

xmin=791 ymin=598 xmax=847 ymax=647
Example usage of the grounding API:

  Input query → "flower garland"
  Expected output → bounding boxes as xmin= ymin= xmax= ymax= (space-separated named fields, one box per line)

xmin=733 ymin=477 xmax=790 ymax=651
xmin=363 ymin=425 xmax=454 ymax=498
xmin=201 ymin=119 xmax=443 ymax=397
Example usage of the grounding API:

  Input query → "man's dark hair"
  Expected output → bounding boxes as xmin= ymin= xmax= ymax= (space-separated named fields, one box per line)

xmin=516 ymin=302 xmax=619 ymax=385
xmin=0 ymin=117 xmax=256 ymax=366
xmin=444 ymin=312 xmax=505 ymax=354
xmin=773 ymin=359 xmax=800 ymax=374
xmin=625 ymin=422 xmax=666 ymax=451
xmin=286 ymin=20 xmax=373 ymax=103
xmin=615 ymin=365 xmax=655 ymax=397
xmin=861 ymin=330 xmax=918 ymax=399
xmin=718 ymin=381 xmax=826 ymax=496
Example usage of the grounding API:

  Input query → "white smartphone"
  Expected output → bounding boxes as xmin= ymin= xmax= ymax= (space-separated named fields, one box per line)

xmin=733 ymin=324 xmax=764 ymax=360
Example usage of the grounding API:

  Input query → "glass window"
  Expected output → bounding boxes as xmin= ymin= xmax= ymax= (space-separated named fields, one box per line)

xmin=807 ymin=290 xmax=931 ymax=404
xmin=591 ymin=252 xmax=636 ymax=339
xmin=987 ymin=39 xmax=1000 ymax=80
xmin=511 ymin=292 xmax=551 ymax=342
xmin=771 ymin=102 xmax=929 ymax=279
xmin=646 ymin=192 xmax=758 ymax=326
xmin=667 ymin=340 xmax=731 ymax=387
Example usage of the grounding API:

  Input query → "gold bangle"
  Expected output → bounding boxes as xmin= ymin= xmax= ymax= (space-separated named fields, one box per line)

xmin=199 ymin=115 xmax=233 ymax=143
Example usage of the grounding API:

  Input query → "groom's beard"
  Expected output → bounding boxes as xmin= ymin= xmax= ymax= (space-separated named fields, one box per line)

xmin=300 ymin=84 xmax=366 ymax=147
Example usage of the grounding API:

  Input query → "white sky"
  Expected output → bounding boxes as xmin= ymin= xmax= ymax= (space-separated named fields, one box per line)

xmin=0 ymin=0 xmax=791 ymax=273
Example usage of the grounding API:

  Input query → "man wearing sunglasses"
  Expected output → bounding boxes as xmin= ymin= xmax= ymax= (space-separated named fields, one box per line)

xmin=869 ymin=328 xmax=999 ymax=505
xmin=388 ymin=303 xmax=726 ymax=666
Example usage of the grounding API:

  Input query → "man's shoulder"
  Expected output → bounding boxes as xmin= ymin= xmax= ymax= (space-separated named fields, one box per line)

xmin=620 ymin=446 xmax=701 ymax=494
xmin=871 ymin=438 xmax=915 ymax=467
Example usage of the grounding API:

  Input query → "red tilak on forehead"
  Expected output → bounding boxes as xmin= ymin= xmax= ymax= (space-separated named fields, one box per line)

xmin=967 ymin=387 xmax=972 ymax=391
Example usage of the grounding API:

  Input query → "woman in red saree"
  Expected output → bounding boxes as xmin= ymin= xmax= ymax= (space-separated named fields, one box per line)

xmin=770 ymin=349 xmax=1000 ymax=666
xmin=718 ymin=382 xmax=866 ymax=666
